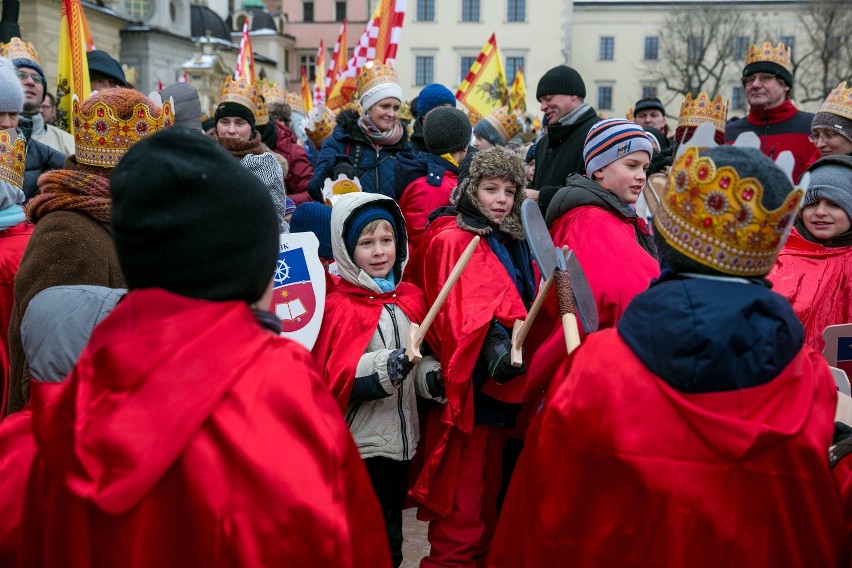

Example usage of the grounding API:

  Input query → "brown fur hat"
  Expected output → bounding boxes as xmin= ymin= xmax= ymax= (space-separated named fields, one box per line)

xmin=456 ymin=146 xmax=527 ymax=239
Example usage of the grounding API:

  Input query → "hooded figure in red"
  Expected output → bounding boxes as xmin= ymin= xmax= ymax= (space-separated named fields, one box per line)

xmin=19 ymin=128 xmax=390 ymax=568
xmin=489 ymin=144 xmax=852 ymax=567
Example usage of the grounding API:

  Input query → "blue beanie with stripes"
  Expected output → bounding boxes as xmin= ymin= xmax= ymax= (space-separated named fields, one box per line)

xmin=583 ymin=118 xmax=654 ymax=178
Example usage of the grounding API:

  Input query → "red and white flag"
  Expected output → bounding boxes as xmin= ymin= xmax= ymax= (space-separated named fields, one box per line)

xmin=313 ymin=40 xmax=327 ymax=106
xmin=234 ymin=21 xmax=255 ymax=83
xmin=326 ymin=21 xmax=347 ymax=90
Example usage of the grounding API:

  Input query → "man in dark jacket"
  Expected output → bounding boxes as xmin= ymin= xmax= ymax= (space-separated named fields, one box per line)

xmin=532 ymin=65 xmax=600 ymax=214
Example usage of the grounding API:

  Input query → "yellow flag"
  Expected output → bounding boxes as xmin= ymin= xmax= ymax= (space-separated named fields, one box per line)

xmin=456 ymin=34 xmax=508 ymax=119
xmin=509 ymin=67 xmax=526 ymax=113
xmin=301 ymin=66 xmax=314 ymax=112
xmin=56 ymin=0 xmax=93 ymax=133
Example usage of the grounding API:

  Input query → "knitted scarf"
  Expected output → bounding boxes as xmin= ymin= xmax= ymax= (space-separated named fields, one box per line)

xmin=357 ymin=113 xmax=404 ymax=148
xmin=27 ymin=169 xmax=111 ymax=224
xmin=216 ymin=131 xmax=266 ymax=159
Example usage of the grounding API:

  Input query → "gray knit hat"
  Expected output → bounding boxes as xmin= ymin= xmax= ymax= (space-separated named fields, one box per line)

xmin=424 ymin=107 xmax=472 ymax=155
xmin=159 ymin=83 xmax=202 ymax=131
xmin=804 ymin=155 xmax=852 ymax=222
xmin=241 ymin=153 xmax=288 ymax=233
xmin=0 ymin=57 xmax=23 ymax=113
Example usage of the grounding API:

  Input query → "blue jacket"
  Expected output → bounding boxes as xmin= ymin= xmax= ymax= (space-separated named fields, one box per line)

xmin=307 ymin=109 xmax=414 ymax=201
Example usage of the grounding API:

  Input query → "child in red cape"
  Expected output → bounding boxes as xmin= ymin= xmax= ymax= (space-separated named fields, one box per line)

xmin=19 ymin=129 xmax=391 ymax=568
xmin=769 ymin=154 xmax=852 ymax=352
xmin=524 ymin=118 xmax=660 ymax=406
xmin=489 ymin=143 xmax=851 ymax=567
xmin=407 ymin=147 xmax=536 ymax=567
xmin=312 ymin=192 xmax=444 ymax=568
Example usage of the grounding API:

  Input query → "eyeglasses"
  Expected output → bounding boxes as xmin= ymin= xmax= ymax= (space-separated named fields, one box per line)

xmin=741 ymin=73 xmax=777 ymax=87
xmin=15 ymin=69 xmax=45 ymax=87
xmin=809 ymin=131 xmax=839 ymax=143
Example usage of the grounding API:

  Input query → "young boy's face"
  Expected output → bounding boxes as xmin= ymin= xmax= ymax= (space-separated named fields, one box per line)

xmin=592 ymin=152 xmax=650 ymax=205
xmin=802 ymin=198 xmax=851 ymax=240
xmin=476 ymin=176 xmax=517 ymax=222
xmin=353 ymin=221 xmax=396 ymax=278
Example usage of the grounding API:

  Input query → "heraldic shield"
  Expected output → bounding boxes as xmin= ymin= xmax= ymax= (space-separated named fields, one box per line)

xmin=272 ymin=232 xmax=326 ymax=350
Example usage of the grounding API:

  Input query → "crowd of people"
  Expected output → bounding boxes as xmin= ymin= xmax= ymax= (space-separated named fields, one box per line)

xmin=0 ymin=33 xmax=851 ymax=567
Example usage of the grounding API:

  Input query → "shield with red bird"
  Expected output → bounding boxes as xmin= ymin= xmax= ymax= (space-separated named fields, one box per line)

xmin=271 ymin=232 xmax=326 ymax=350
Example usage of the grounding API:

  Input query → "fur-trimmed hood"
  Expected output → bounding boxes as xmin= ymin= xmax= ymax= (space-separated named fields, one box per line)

xmin=454 ymin=146 xmax=526 ymax=239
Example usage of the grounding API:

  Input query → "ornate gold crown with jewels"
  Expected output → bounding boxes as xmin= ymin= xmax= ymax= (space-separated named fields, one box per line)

xmin=255 ymin=95 xmax=269 ymax=126
xmin=0 ymin=130 xmax=26 ymax=189
xmin=483 ymin=106 xmax=521 ymax=143
xmin=258 ymin=80 xmax=284 ymax=106
xmin=819 ymin=81 xmax=852 ymax=121
xmin=305 ymin=105 xmax=336 ymax=147
xmin=283 ymin=91 xmax=304 ymax=114
xmin=0 ymin=37 xmax=40 ymax=65
xmin=677 ymin=92 xmax=727 ymax=134
xmin=218 ymin=75 xmax=257 ymax=114
xmin=356 ymin=61 xmax=398 ymax=97
xmin=654 ymin=122 xmax=806 ymax=276
xmin=745 ymin=41 xmax=792 ymax=72
xmin=73 ymin=92 xmax=174 ymax=168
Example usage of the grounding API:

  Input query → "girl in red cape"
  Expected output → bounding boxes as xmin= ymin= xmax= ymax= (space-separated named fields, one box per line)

xmin=312 ymin=192 xmax=444 ymax=567
xmin=407 ymin=147 xmax=536 ymax=567
xmin=769 ymin=155 xmax=852 ymax=352
xmin=489 ymin=145 xmax=852 ymax=568
xmin=20 ymin=129 xmax=390 ymax=568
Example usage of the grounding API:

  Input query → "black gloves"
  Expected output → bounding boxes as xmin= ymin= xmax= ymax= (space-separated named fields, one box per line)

xmin=387 ymin=347 xmax=415 ymax=386
xmin=425 ymin=369 xmax=445 ymax=399
xmin=482 ymin=320 xmax=526 ymax=384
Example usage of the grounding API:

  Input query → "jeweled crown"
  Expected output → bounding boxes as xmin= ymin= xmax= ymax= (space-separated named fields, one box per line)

xmin=283 ymin=91 xmax=305 ymax=114
xmin=0 ymin=130 xmax=26 ymax=189
xmin=258 ymin=79 xmax=284 ymax=106
xmin=305 ymin=105 xmax=336 ymax=147
xmin=483 ymin=106 xmax=521 ymax=143
xmin=356 ymin=61 xmax=399 ymax=97
xmin=655 ymin=123 xmax=806 ymax=276
xmin=625 ymin=106 xmax=634 ymax=121
xmin=0 ymin=37 xmax=40 ymax=66
xmin=255 ymin=95 xmax=269 ymax=126
xmin=72 ymin=92 xmax=174 ymax=168
xmin=745 ymin=41 xmax=791 ymax=72
xmin=218 ymin=75 xmax=257 ymax=114
xmin=677 ymin=92 xmax=727 ymax=134
xmin=819 ymin=81 xmax=852 ymax=121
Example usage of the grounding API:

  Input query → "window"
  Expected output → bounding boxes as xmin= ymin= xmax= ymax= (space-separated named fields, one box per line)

xmin=732 ymin=86 xmax=745 ymax=110
xmin=416 ymin=56 xmax=434 ymax=85
xmin=641 ymin=85 xmax=657 ymax=99
xmin=687 ymin=36 xmax=704 ymax=64
xmin=303 ymin=1 xmax=314 ymax=22
xmin=507 ymin=0 xmax=525 ymax=22
xmin=643 ymin=37 xmax=659 ymax=61
xmin=462 ymin=0 xmax=480 ymax=22
xmin=417 ymin=0 xmax=434 ymax=21
xmin=460 ymin=56 xmax=476 ymax=82
xmin=780 ymin=35 xmax=795 ymax=58
xmin=335 ymin=1 xmax=346 ymax=21
xmin=299 ymin=54 xmax=316 ymax=81
xmin=125 ymin=0 xmax=152 ymax=20
xmin=598 ymin=86 xmax=613 ymax=110
xmin=733 ymin=36 xmax=750 ymax=59
xmin=506 ymin=57 xmax=524 ymax=84
xmin=599 ymin=37 xmax=614 ymax=61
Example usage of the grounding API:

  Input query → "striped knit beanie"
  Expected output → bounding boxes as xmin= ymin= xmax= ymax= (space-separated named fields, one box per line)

xmin=583 ymin=118 xmax=654 ymax=178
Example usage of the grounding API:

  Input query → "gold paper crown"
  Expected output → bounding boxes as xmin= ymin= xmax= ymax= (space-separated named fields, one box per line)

xmin=218 ymin=76 xmax=257 ymax=114
xmin=625 ymin=106 xmax=634 ymax=121
xmin=255 ymin=95 xmax=269 ymax=126
xmin=655 ymin=137 xmax=805 ymax=276
xmin=819 ymin=81 xmax=852 ymax=121
xmin=0 ymin=37 xmax=40 ymax=66
xmin=283 ymin=91 xmax=304 ymax=114
xmin=356 ymin=61 xmax=399 ymax=97
xmin=483 ymin=106 xmax=521 ymax=143
xmin=677 ymin=92 xmax=728 ymax=133
xmin=0 ymin=130 xmax=26 ymax=189
xmin=72 ymin=93 xmax=174 ymax=168
xmin=305 ymin=105 xmax=336 ymax=147
xmin=745 ymin=41 xmax=791 ymax=72
xmin=258 ymin=80 xmax=284 ymax=106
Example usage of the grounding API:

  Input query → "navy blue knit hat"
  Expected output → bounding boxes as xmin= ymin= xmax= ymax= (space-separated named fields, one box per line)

xmin=290 ymin=202 xmax=334 ymax=260
xmin=87 ymin=50 xmax=128 ymax=87
xmin=344 ymin=205 xmax=397 ymax=258
xmin=417 ymin=83 xmax=456 ymax=117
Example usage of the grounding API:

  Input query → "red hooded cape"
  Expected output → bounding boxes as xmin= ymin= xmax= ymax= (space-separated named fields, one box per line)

xmin=489 ymin=330 xmax=849 ymax=568
xmin=769 ymin=228 xmax=852 ymax=352
xmin=0 ymin=407 xmax=35 ymax=565
xmin=0 ymin=221 xmax=33 ymax=417
xmin=313 ymin=279 xmax=429 ymax=409
xmin=407 ymin=217 xmax=528 ymax=518
xmin=20 ymin=288 xmax=390 ymax=568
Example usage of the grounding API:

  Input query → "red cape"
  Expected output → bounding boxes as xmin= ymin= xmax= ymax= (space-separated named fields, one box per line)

xmin=20 ymin=288 xmax=390 ymax=568
xmin=0 ymin=407 xmax=35 ymax=565
xmin=313 ymin=279 xmax=429 ymax=410
xmin=0 ymin=221 xmax=33 ymax=418
xmin=768 ymin=228 xmax=852 ymax=352
xmin=407 ymin=217 xmax=528 ymax=518
xmin=524 ymin=205 xmax=660 ymax=404
xmin=489 ymin=330 xmax=849 ymax=567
